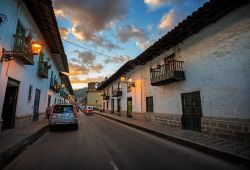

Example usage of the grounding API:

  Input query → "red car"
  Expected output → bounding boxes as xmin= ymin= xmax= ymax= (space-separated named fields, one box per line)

xmin=84 ymin=106 xmax=94 ymax=115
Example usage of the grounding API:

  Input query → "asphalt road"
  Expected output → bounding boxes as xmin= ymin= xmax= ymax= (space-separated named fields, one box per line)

xmin=5 ymin=112 xmax=243 ymax=170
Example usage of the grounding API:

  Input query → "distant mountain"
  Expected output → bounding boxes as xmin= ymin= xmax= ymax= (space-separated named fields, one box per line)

xmin=74 ymin=87 xmax=87 ymax=102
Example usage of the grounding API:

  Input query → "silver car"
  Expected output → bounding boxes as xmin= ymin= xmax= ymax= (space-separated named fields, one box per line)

xmin=49 ymin=104 xmax=78 ymax=130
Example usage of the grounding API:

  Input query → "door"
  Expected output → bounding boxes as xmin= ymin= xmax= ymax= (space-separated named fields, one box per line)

xmin=33 ymin=89 xmax=41 ymax=121
xmin=117 ymin=99 xmax=121 ymax=112
xmin=111 ymin=99 xmax=114 ymax=114
xmin=146 ymin=96 xmax=153 ymax=112
xmin=1 ymin=79 xmax=19 ymax=131
xmin=127 ymin=97 xmax=132 ymax=117
xmin=181 ymin=91 xmax=202 ymax=131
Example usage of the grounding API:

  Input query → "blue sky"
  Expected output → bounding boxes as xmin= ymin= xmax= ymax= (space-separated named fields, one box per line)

xmin=53 ymin=0 xmax=208 ymax=89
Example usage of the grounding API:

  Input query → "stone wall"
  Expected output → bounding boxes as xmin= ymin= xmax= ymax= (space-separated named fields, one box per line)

xmin=149 ymin=113 xmax=182 ymax=129
xmin=201 ymin=117 xmax=250 ymax=145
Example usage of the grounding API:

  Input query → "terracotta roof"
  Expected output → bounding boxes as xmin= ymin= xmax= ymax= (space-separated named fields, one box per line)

xmin=97 ymin=0 xmax=249 ymax=90
xmin=24 ymin=0 xmax=69 ymax=72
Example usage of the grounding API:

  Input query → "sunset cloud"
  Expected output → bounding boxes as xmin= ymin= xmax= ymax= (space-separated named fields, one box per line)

xmin=54 ymin=0 xmax=128 ymax=41
xmin=59 ymin=27 xmax=70 ymax=39
xmin=70 ymin=76 xmax=104 ymax=84
xmin=159 ymin=9 xmax=175 ymax=30
xmin=104 ymin=55 xmax=131 ymax=64
xmin=117 ymin=25 xmax=152 ymax=50
xmin=67 ymin=63 xmax=89 ymax=76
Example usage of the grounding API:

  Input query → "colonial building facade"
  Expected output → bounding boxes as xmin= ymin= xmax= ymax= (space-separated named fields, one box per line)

xmin=98 ymin=0 xmax=250 ymax=144
xmin=0 ymin=0 xmax=71 ymax=130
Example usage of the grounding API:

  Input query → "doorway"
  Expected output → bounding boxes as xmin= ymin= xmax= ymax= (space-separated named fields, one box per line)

xmin=127 ymin=97 xmax=132 ymax=117
xmin=111 ymin=99 xmax=114 ymax=114
xmin=33 ymin=89 xmax=41 ymax=121
xmin=181 ymin=91 xmax=202 ymax=131
xmin=1 ymin=78 xmax=19 ymax=131
xmin=117 ymin=98 xmax=121 ymax=113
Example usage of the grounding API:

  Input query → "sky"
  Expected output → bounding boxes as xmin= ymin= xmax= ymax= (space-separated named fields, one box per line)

xmin=53 ymin=0 xmax=208 ymax=89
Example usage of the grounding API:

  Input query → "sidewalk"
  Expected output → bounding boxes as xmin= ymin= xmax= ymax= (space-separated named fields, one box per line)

xmin=0 ymin=119 xmax=48 ymax=168
xmin=94 ymin=111 xmax=250 ymax=168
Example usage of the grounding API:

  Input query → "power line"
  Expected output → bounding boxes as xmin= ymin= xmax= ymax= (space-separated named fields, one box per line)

xmin=62 ymin=39 xmax=114 ymax=59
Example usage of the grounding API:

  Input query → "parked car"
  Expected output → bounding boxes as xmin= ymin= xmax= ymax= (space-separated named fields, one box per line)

xmin=84 ymin=106 xmax=94 ymax=115
xmin=49 ymin=104 xmax=78 ymax=130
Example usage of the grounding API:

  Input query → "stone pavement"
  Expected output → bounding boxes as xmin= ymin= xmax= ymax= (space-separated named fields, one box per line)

xmin=94 ymin=111 xmax=250 ymax=168
xmin=0 ymin=119 xmax=48 ymax=168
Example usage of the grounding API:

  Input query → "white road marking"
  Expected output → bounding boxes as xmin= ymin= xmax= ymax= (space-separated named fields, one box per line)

xmin=110 ymin=161 xmax=119 ymax=170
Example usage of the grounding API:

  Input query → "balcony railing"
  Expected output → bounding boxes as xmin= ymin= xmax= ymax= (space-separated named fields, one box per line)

xmin=13 ymin=34 xmax=34 ymax=65
xmin=112 ymin=88 xmax=122 ymax=97
xmin=150 ymin=60 xmax=185 ymax=86
xmin=50 ymin=79 xmax=60 ymax=92
xmin=38 ymin=61 xmax=48 ymax=78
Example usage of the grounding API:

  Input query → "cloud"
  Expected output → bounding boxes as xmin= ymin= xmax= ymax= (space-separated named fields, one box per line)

xmin=59 ymin=27 xmax=70 ymax=39
xmin=74 ymin=51 xmax=96 ymax=65
xmin=70 ymin=76 xmax=104 ymax=84
xmin=144 ymin=0 xmax=181 ymax=9
xmin=89 ymin=64 xmax=103 ymax=73
xmin=157 ymin=0 xmax=207 ymax=31
xmin=117 ymin=25 xmax=152 ymax=50
xmin=90 ymin=35 xmax=119 ymax=51
xmin=67 ymin=62 xmax=89 ymax=76
xmin=159 ymin=9 xmax=175 ymax=30
xmin=104 ymin=55 xmax=131 ymax=64
xmin=54 ymin=0 xmax=128 ymax=41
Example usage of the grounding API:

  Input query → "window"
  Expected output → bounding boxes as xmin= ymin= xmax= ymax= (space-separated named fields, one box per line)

xmin=146 ymin=96 xmax=154 ymax=112
xmin=13 ymin=20 xmax=26 ymax=51
xmin=164 ymin=54 xmax=175 ymax=65
xmin=107 ymin=101 xmax=109 ymax=110
xmin=118 ymin=82 xmax=120 ymax=89
xmin=28 ymin=85 xmax=32 ymax=101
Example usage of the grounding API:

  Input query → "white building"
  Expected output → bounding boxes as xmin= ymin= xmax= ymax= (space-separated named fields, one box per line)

xmin=98 ymin=0 xmax=250 ymax=144
xmin=0 ymin=0 xmax=70 ymax=130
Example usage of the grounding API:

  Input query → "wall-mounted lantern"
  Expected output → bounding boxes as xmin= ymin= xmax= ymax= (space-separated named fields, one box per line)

xmin=31 ymin=41 xmax=42 ymax=55
xmin=0 ymin=35 xmax=42 ymax=63
xmin=120 ymin=76 xmax=135 ymax=87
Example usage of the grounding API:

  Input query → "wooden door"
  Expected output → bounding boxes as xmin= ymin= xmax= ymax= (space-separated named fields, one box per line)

xmin=181 ymin=91 xmax=202 ymax=131
xmin=33 ymin=89 xmax=41 ymax=121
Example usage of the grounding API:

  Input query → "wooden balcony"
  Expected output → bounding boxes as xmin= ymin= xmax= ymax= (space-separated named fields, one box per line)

xmin=150 ymin=60 xmax=185 ymax=86
xmin=112 ymin=88 xmax=122 ymax=97
xmin=13 ymin=35 xmax=34 ymax=65
xmin=38 ymin=61 xmax=48 ymax=78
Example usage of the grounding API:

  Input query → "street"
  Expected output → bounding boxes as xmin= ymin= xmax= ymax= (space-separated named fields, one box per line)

xmin=5 ymin=112 xmax=242 ymax=170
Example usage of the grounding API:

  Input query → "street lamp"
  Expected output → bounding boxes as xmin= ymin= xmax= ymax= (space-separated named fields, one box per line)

xmin=120 ymin=76 xmax=135 ymax=87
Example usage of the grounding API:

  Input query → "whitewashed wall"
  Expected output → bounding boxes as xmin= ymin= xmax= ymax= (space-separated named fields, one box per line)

xmin=101 ymin=4 xmax=250 ymax=120
xmin=141 ymin=4 xmax=250 ymax=119
xmin=0 ymin=0 xmax=63 ymax=119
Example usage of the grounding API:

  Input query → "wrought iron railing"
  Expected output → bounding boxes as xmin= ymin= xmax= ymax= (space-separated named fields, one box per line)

xmin=150 ymin=60 xmax=184 ymax=85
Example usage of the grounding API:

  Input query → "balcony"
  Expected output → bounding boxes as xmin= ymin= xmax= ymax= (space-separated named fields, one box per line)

xmin=112 ymin=88 xmax=122 ymax=97
xmin=38 ymin=61 xmax=48 ymax=78
xmin=150 ymin=60 xmax=185 ymax=86
xmin=103 ymin=95 xmax=110 ymax=100
xmin=50 ymin=79 xmax=60 ymax=93
xmin=12 ymin=35 xmax=34 ymax=65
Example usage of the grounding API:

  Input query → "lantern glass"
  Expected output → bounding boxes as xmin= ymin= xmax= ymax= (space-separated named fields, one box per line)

xmin=32 ymin=41 xmax=42 ymax=54
xmin=120 ymin=76 xmax=126 ymax=82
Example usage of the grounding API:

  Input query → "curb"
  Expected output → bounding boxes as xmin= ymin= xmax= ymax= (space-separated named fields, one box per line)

xmin=0 ymin=124 xmax=48 ymax=169
xmin=94 ymin=112 xmax=250 ymax=168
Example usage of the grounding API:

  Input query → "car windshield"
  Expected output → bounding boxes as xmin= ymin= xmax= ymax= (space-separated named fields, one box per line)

xmin=53 ymin=106 xmax=74 ymax=113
